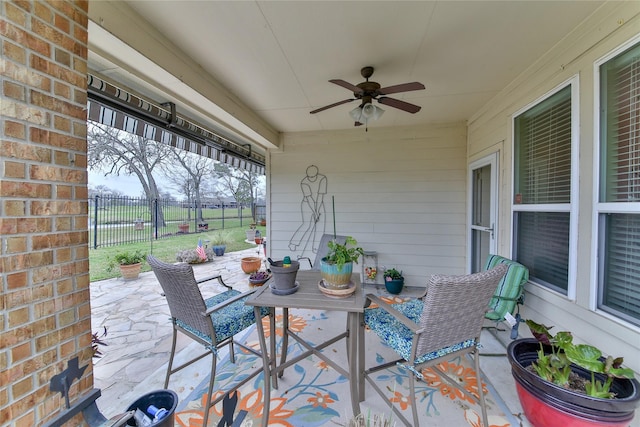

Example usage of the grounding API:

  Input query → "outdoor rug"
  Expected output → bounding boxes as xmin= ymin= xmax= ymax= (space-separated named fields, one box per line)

xmin=175 ymin=297 xmax=516 ymax=427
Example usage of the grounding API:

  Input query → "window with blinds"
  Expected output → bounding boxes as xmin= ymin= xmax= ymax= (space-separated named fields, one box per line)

xmin=513 ymin=84 xmax=573 ymax=294
xmin=598 ymin=41 xmax=640 ymax=326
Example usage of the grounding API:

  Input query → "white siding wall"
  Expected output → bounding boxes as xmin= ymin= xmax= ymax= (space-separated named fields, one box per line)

xmin=468 ymin=2 xmax=640 ymax=372
xmin=267 ymin=123 xmax=467 ymax=287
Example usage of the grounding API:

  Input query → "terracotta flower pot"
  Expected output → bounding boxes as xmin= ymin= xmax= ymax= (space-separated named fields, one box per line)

xmin=120 ymin=263 xmax=141 ymax=281
xmin=241 ymin=256 xmax=262 ymax=274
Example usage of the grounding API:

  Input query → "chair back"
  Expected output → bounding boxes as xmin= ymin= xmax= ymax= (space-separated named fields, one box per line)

xmin=482 ymin=254 xmax=529 ymax=320
xmin=415 ymin=264 xmax=507 ymax=356
xmin=147 ymin=255 xmax=212 ymax=336
xmin=311 ymin=234 xmax=348 ymax=269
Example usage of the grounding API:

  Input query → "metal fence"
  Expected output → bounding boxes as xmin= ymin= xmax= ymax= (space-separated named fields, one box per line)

xmin=89 ymin=195 xmax=258 ymax=249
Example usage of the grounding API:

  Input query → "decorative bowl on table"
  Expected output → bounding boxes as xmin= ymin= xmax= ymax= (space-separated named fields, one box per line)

xmin=249 ymin=270 xmax=270 ymax=286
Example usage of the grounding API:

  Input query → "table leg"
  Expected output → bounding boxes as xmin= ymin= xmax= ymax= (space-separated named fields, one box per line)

xmin=357 ymin=311 xmax=365 ymax=402
xmin=254 ymin=306 xmax=271 ymax=427
xmin=347 ymin=312 xmax=361 ymax=417
xmin=278 ymin=307 xmax=289 ymax=379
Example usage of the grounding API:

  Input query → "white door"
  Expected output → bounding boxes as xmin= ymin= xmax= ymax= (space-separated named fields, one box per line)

xmin=469 ymin=153 xmax=498 ymax=273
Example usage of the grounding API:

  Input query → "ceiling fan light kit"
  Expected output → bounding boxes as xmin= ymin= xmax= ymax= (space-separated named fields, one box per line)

xmin=310 ymin=66 xmax=425 ymax=129
xmin=349 ymin=104 xmax=384 ymax=129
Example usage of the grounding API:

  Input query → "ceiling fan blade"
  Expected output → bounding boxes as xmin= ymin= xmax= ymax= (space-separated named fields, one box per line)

xmin=378 ymin=82 xmax=425 ymax=95
xmin=378 ymin=97 xmax=422 ymax=114
xmin=329 ymin=79 xmax=364 ymax=95
xmin=310 ymin=98 xmax=355 ymax=114
xmin=354 ymin=121 xmax=363 ymax=127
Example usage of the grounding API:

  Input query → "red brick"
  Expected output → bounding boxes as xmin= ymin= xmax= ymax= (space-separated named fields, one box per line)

xmin=7 ymin=272 xmax=28 ymax=290
xmin=1 ymin=181 xmax=51 ymax=198
xmin=53 ymin=80 xmax=70 ymax=99
xmin=3 ymin=80 xmax=26 ymax=101
xmin=4 ymin=2 xmax=27 ymax=26
xmin=8 ymin=307 xmax=30 ymax=327
xmin=4 ymin=160 xmax=26 ymax=178
xmin=3 ymin=40 xmax=26 ymax=64
xmin=11 ymin=342 xmax=32 ymax=363
xmin=53 ymin=115 xmax=71 ymax=132
xmin=6 ymin=236 xmax=27 ymax=253
xmin=4 ymin=120 xmax=27 ymax=139
xmin=1 ymin=141 xmax=52 ymax=162
xmin=34 ymin=1 xmax=53 ymax=23
xmin=30 ymin=128 xmax=85 ymax=150
xmin=54 ymin=13 xmax=70 ymax=34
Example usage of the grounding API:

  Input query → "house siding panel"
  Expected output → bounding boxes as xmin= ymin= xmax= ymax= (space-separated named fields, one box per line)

xmin=467 ymin=1 xmax=640 ymax=373
xmin=269 ymin=123 xmax=468 ymax=284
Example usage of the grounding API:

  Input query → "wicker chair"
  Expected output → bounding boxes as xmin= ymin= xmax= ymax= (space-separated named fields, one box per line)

xmin=363 ymin=264 xmax=508 ymax=427
xmin=147 ymin=255 xmax=270 ymax=427
xmin=297 ymin=234 xmax=348 ymax=269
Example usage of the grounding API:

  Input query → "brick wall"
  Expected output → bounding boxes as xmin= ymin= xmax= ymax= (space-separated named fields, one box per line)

xmin=1 ymin=1 xmax=91 ymax=426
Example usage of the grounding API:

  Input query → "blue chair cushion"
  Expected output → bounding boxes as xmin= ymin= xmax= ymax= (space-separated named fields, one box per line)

xmin=176 ymin=290 xmax=269 ymax=346
xmin=365 ymin=299 xmax=476 ymax=365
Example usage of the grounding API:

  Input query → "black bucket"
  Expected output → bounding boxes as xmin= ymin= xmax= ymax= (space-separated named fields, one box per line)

xmin=126 ymin=389 xmax=178 ymax=427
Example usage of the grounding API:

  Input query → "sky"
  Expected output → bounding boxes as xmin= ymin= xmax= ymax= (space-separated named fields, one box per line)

xmin=89 ymin=170 xmax=160 ymax=197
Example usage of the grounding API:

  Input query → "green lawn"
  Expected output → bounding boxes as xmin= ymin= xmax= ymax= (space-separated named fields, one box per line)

xmin=89 ymin=226 xmax=265 ymax=282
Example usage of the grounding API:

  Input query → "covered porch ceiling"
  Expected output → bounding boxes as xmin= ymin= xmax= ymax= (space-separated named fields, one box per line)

xmin=87 ymin=1 xmax=606 ymax=154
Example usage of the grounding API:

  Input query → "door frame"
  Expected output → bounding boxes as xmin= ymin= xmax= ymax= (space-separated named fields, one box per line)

xmin=467 ymin=151 xmax=499 ymax=273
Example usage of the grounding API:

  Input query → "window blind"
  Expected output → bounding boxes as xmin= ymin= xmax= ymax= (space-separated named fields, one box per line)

xmin=601 ymin=214 xmax=640 ymax=325
xmin=515 ymin=86 xmax=572 ymax=204
xmin=599 ymin=41 xmax=640 ymax=325
xmin=516 ymin=211 xmax=570 ymax=292
xmin=513 ymin=84 xmax=573 ymax=293
xmin=601 ymin=44 xmax=640 ymax=202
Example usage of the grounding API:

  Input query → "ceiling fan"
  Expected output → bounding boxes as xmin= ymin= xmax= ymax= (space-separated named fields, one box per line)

xmin=310 ymin=66 xmax=425 ymax=126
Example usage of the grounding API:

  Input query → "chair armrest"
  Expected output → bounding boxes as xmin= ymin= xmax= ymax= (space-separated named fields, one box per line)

xmin=365 ymin=294 xmax=421 ymax=333
xmin=197 ymin=274 xmax=232 ymax=290
xmin=203 ymin=288 xmax=259 ymax=316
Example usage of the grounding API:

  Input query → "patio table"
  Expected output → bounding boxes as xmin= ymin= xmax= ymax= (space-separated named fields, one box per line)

xmin=245 ymin=270 xmax=364 ymax=426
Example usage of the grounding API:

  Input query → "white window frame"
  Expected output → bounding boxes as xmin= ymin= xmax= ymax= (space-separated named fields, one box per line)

xmin=511 ymin=76 xmax=579 ymax=300
xmin=592 ymin=33 xmax=640 ymax=328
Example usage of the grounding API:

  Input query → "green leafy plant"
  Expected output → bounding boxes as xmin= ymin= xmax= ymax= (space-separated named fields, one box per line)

xmin=525 ymin=319 xmax=635 ymax=398
xmin=107 ymin=249 xmax=146 ymax=271
xmin=383 ymin=268 xmax=403 ymax=281
xmin=324 ymin=236 xmax=364 ymax=270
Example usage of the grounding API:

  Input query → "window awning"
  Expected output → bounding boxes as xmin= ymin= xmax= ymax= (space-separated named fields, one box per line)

xmin=87 ymin=74 xmax=265 ymax=174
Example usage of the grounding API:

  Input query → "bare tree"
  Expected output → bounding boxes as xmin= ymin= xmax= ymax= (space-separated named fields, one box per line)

xmin=87 ymin=123 xmax=171 ymax=225
xmin=162 ymin=150 xmax=214 ymax=223
xmin=213 ymin=163 xmax=262 ymax=220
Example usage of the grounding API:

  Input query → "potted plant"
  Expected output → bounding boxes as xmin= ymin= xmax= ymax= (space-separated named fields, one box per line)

xmin=320 ymin=236 xmax=364 ymax=289
xmin=245 ymin=228 xmax=257 ymax=242
xmin=249 ymin=270 xmax=271 ymax=286
xmin=108 ymin=249 xmax=145 ymax=280
xmin=507 ymin=319 xmax=640 ymax=427
xmin=211 ymin=231 xmax=229 ymax=256
xmin=383 ymin=267 xmax=404 ymax=294
xmin=178 ymin=222 xmax=189 ymax=234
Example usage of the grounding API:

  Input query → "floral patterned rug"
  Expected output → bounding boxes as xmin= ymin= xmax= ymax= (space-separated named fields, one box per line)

xmin=175 ymin=298 xmax=515 ymax=427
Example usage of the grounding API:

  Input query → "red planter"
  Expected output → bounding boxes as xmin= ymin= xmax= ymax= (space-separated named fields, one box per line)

xmin=507 ymin=339 xmax=640 ymax=427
